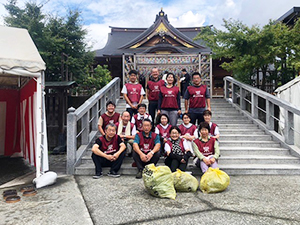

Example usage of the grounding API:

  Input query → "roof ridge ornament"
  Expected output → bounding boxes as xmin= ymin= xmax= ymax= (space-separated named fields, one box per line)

xmin=155 ymin=8 xmax=169 ymax=22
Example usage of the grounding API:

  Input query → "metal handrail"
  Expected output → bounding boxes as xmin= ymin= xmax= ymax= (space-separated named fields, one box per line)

xmin=67 ymin=78 xmax=120 ymax=174
xmin=224 ymin=76 xmax=300 ymax=148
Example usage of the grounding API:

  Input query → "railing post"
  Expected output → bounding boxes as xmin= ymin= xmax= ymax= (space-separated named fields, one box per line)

xmin=232 ymin=83 xmax=237 ymax=103
xmin=67 ymin=107 xmax=76 ymax=175
xmin=91 ymin=102 xmax=98 ymax=131
xmin=100 ymin=97 xmax=106 ymax=115
xmin=266 ymin=100 xmax=274 ymax=130
xmin=284 ymin=110 xmax=294 ymax=145
xmin=224 ymin=78 xmax=229 ymax=99
xmin=251 ymin=93 xmax=258 ymax=119
xmin=81 ymin=111 xmax=90 ymax=145
xmin=240 ymin=87 xmax=246 ymax=110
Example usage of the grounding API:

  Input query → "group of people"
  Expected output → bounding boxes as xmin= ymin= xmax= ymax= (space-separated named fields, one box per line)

xmin=92 ymin=68 xmax=220 ymax=179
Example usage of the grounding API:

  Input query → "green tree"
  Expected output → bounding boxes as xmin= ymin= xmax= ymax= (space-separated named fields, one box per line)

xmin=196 ymin=19 xmax=299 ymax=89
xmin=3 ymin=0 xmax=95 ymax=85
xmin=76 ymin=65 xmax=112 ymax=95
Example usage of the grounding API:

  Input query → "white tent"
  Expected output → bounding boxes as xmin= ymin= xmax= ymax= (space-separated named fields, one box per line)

xmin=275 ymin=76 xmax=300 ymax=148
xmin=0 ymin=26 xmax=48 ymax=178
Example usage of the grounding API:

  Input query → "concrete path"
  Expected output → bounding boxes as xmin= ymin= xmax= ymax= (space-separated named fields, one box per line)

xmin=77 ymin=174 xmax=300 ymax=225
xmin=0 ymin=176 xmax=92 ymax=225
xmin=1 ymin=153 xmax=300 ymax=225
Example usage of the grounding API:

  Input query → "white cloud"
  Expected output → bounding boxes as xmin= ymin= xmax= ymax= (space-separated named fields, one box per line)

xmin=1 ymin=0 xmax=300 ymax=50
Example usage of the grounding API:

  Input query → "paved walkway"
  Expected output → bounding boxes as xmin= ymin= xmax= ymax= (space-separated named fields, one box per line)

xmin=1 ymin=155 xmax=300 ymax=224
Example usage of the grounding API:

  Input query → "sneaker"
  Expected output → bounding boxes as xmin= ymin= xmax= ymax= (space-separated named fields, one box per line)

xmin=107 ymin=171 xmax=121 ymax=178
xmin=92 ymin=173 xmax=103 ymax=179
xmin=136 ymin=170 xmax=143 ymax=179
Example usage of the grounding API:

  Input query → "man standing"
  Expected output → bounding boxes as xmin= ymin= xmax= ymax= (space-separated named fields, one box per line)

xmin=180 ymin=69 xmax=190 ymax=97
xmin=147 ymin=67 xmax=165 ymax=124
xmin=115 ymin=111 xmax=137 ymax=155
xmin=98 ymin=101 xmax=120 ymax=136
xmin=91 ymin=124 xmax=126 ymax=178
xmin=132 ymin=119 xmax=161 ymax=179
xmin=122 ymin=70 xmax=145 ymax=118
xmin=184 ymin=72 xmax=211 ymax=125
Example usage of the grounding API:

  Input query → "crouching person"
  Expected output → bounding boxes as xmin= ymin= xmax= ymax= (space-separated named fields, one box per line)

xmin=164 ymin=126 xmax=192 ymax=172
xmin=192 ymin=122 xmax=220 ymax=173
xmin=133 ymin=119 xmax=161 ymax=179
xmin=91 ymin=123 xmax=126 ymax=178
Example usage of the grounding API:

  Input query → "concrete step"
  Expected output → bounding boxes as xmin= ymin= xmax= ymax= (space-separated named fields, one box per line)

xmin=220 ymin=141 xmax=281 ymax=148
xmin=219 ymin=129 xmax=264 ymax=134
xmin=219 ymin=155 xmax=300 ymax=164
xmin=219 ymin=147 xmax=290 ymax=156
xmin=219 ymin=134 xmax=272 ymax=141
xmin=217 ymin=164 xmax=300 ymax=175
xmin=75 ymin=161 xmax=300 ymax=176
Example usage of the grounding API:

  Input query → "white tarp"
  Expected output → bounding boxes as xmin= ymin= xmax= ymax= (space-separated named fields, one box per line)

xmin=0 ymin=26 xmax=45 ymax=77
xmin=275 ymin=76 xmax=300 ymax=148
xmin=0 ymin=26 xmax=47 ymax=178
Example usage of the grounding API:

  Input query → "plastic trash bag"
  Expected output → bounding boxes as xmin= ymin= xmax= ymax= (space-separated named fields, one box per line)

xmin=173 ymin=169 xmax=198 ymax=192
xmin=143 ymin=164 xmax=176 ymax=200
xmin=200 ymin=167 xmax=230 ymax=194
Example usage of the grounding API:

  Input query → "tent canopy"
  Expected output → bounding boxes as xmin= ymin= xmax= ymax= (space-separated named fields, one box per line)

xmin=0 ymin=26 xmax=46 ymax=81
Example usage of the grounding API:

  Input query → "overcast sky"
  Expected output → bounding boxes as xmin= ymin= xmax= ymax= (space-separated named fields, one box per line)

xmin=0 ymin=0 xmax=299 ymax=50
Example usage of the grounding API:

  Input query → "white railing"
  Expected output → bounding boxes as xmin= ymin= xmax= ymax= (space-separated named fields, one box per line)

xmin=67 ymin=78 xmax=120 ymax=174
xmin=224 ymin=76 xmax=300 ymax=149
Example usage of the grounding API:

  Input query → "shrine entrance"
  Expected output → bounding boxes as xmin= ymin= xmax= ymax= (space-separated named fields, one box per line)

xmin=122 ymin=53 xmax=213 ymax=97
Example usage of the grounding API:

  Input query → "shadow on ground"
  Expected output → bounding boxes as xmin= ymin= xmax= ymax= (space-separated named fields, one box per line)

xmin=0 ymin=157 xmax=34 ymax=185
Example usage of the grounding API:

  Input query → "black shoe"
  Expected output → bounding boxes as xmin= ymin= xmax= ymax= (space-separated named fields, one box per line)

xmin=136 ymin=170 xmax=143 ymax=179
xmin=92 ymin=173 xmax=103 ymax=179
xmin=107 ymin=171 xmax=120 ymax=178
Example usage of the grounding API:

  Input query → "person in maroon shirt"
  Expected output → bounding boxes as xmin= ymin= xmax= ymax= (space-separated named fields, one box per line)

xmin=147 ymin=67 xmax=165 ymax=125
xmin=121 ymin=70 xmax=145 ymax=118
xmin=184 ymin=72 xmax=211 ymax=125
xmin=133 ymin=119 xmax=161 ymax=179
xmin=98 ymin=101 xmax=120 ymax=136
xmin=158 ymin=72 xmax=181 ymax=127
xmin=91 ymin=123 xmax=126 ymax=178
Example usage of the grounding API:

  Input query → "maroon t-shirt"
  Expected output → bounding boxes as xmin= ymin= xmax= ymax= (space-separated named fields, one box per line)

xmin=179 ymin=124 xmax=197 ymax=136
xmin=133 ymin=113 xmax=151 ymax=132
xmin=101 ymin=112 xmax=120 ymax=130
xmin=125 ymin=83 xmax=142 ymax=103
xmin=138 ymin=132 xmax=157 ymax=153
xmin=187 ymin=85 xmax=207 ymax=108
xmin=147 ymin=79 xmax=165 ymax=101
xmin=96 ymin=135 xmax=121 ymax=155
xmin=160 ymin=86 xmax=180 ymax=109
xmin=193 ymin=138 xmax=215 ymax=157
xmin=156 ymin=124 xmax=172 ymax=139
xmin=210 ymin=123 xmax=218 ymax=136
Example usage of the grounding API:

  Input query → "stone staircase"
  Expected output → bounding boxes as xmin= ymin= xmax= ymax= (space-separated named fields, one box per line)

xmin=75 ymin=98 xmax=300 ymax=175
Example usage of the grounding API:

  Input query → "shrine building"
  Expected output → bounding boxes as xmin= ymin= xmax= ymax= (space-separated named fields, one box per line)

xmin=94 ymin=9 xmax=230 ymax=97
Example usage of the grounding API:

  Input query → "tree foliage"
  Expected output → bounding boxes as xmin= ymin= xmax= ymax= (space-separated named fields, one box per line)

xmin=196 ymin=19 xmax=300 ymax=89
xmin=3 ymin=0 xmax=105 ymax=93
xmin=75 ymin=65 xmax=112 ymax=95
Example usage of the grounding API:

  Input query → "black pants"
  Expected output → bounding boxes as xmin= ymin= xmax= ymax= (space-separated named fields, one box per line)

xmin=165 ymin=157 xmax=188 ymax=172
xmin=148 ymin=101 xmax=158 ymax=125
xmin=92 ymin=151 xmax=126 ymax=174
xmin=132 ymin=151 xmax=160 ymax=171
xmin=126 ymin=108 xmax=138 ymax=120
xmin=190 ymin=112 xmax=204 ymax=126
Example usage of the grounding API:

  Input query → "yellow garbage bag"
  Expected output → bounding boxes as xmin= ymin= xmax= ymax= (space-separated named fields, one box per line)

xmin=142 ymin=164 xmax=176 ymax=200
xmin=173 ymin=169 xmax=198 ymax=192
xmin=200 ymin=167 xmax=230 ymax=194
